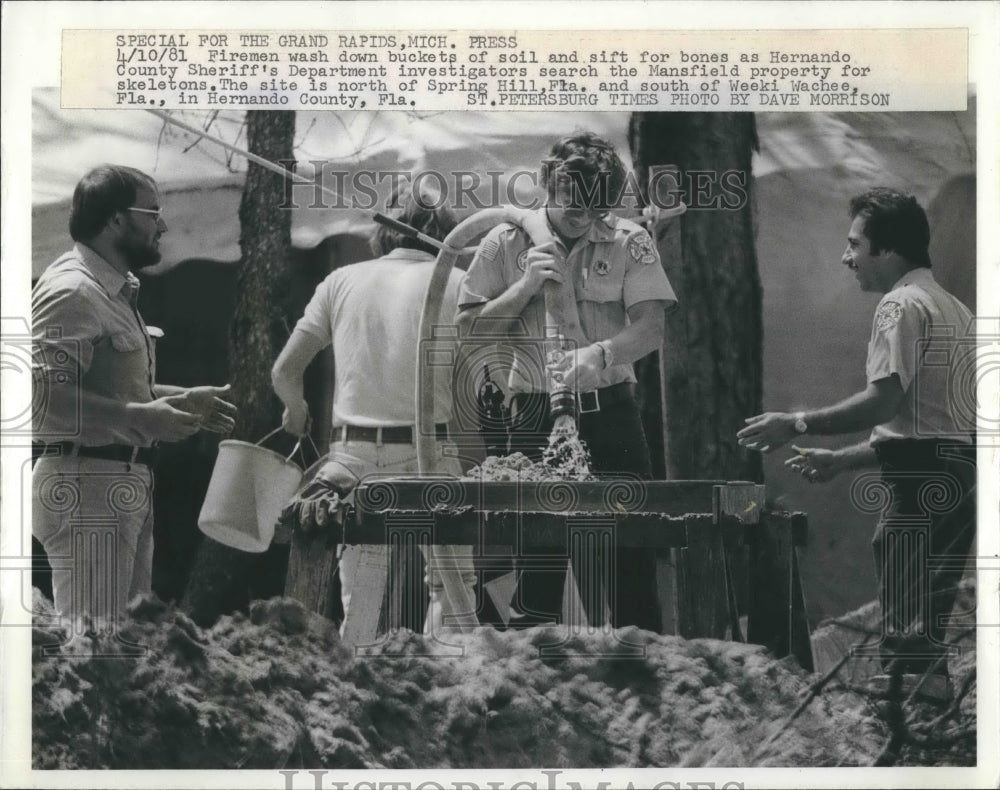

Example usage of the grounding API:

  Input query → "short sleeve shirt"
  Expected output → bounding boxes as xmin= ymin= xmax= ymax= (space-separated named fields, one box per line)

xmin=32 ymin=244 xmax=158 ymax=446
xmin=458 ymin=210 xmax=677 ymax=393
xmin=866 ymin=267 xmax=975 ymax=444
xmin=295 ymin=248 xmax=462 ymax=427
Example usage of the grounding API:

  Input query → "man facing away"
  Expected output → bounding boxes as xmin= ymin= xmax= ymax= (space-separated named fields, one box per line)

xmin=32 ymin=164 xmax=237 ymax=636
xmin=738 ymin=187 xmax=976 ymax=699
xmin=272 ymin=184 xmax=478 ymax=643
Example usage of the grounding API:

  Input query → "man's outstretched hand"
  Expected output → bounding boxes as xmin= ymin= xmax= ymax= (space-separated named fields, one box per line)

xmin=737 ymin=411 xmax=797 ymax=453
xmin=784 ymin=445 xmax=844 ymax=484
xmin=165 ymin=384 xmax=237 ymax=434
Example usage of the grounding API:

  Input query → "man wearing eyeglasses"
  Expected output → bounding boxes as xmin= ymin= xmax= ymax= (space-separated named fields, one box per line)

xmin=456 ymin=132 xmax=677 ymax=632
xmin=32 ymin=164 xmax=237 ymax=639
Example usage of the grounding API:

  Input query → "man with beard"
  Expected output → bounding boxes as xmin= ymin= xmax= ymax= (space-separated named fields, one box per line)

xmin=32 ymin=165 xmax=237 ymax=637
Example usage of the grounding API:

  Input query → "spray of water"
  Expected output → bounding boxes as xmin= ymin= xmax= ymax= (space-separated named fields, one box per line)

xmin=466 ymin=415 xmax=594 ymax=483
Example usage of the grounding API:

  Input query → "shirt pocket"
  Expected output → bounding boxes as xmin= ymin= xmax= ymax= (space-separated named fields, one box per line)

xmin=582 ymin=269 xmax=624 ymax=305
xmin=108 ymin=330 xmax=153 ymax=388
xmin=579 ymin=243 xmax=624 ymax=305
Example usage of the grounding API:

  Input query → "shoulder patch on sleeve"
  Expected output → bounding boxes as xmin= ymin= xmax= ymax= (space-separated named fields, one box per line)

xmin=876 ymin=300 xmax=903 ymax=331
xmin=626 ymin=230 xmax=658 ymax=266
xmin=476 ymin=237 xmax=500 ymax=262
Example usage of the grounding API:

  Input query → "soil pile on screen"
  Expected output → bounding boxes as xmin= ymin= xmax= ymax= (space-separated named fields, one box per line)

xmin=467 ymin=421 xmax=595 ymax=483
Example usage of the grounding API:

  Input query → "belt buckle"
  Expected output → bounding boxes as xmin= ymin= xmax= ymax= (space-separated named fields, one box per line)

xmin=577 ymin=389 xmax=601 ymax=414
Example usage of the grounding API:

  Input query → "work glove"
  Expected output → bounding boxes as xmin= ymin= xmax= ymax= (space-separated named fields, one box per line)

xmin=279 ymin=453 xmax=371 ymax=536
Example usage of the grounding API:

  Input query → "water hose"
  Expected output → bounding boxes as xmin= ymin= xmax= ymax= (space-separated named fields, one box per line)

xmin=415 ymin=207 xmax=588 ymax=473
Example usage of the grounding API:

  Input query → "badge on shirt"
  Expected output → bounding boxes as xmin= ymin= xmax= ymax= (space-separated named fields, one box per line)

xmin=517 ymin=249 xmax=529 ymax=272
xmin=594 ymin=259 xmax=610 ymax=276
xmin=876 ymin=300 xmax=902 ymax=331
xmin=627 ymin=232 xmax=657 ymax=265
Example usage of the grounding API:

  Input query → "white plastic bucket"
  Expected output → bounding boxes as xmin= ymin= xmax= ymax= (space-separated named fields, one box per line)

xmin=198 ymin=432 xmax=304 ymax=553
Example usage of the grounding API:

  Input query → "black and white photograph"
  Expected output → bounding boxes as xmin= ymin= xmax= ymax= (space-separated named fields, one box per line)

xmin=2 ymin=3 xmax=998 ymax=790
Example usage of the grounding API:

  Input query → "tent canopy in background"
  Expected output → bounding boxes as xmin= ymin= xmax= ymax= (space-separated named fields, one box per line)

xmin=32 ymin=92 xmax=635 ymax=273
xmin=31 ymin=89 xmax=975 ymax=283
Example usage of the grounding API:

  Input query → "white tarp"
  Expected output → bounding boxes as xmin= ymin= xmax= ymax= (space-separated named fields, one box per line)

xmin=32 ymin=89 xmax=975 ymax=277
xmin=32 ymin=91 xmax=634 ymax=273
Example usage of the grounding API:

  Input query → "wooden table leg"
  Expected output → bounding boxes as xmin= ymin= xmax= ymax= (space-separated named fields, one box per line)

xmin=673 ymin=514 xmax=729 ymax=639
xmin=747 ymin=511 xmax=814 ymax=670
xmin=713 ymin=482 xmax=766 ymax=642
xmin=284 ymin=530 xmax=340 ymax=619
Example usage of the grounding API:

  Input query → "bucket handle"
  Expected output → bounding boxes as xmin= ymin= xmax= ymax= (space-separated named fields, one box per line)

xmin=256 ymin=426 xmax=320 ymax=465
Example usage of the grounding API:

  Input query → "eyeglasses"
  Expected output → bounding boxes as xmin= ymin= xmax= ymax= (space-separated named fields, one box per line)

xmin=126 ymin=207 xmax=163 ymax=220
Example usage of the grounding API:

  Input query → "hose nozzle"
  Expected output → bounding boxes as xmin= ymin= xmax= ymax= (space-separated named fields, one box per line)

xmin=549 ymin=387 xmax=577 ymax=420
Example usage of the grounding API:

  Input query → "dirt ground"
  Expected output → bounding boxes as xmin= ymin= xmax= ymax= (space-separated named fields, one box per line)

xmin=31 ymin=581 xmax=976 ymax=771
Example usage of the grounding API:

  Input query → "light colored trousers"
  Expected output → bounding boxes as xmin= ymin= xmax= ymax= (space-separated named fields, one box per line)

xmin=32 ymin=455 xmax=154 ymax=635
xmin=333 ymin=439 xmax=478 ymax=645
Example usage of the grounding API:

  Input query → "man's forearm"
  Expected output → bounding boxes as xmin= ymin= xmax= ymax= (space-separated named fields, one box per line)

xmin=153 ymin=384 xmax=186 ymax=397
xmin=602 ymin=306 xmax=665 ymax=367
xmin=457 ymin=281 xmax=535 ymax=338
xmin=589 ymin=300 xmax=666 ymax=370
xmin=802 ymin=380 xmax=902 ymax=435
xmin=831 ymin=441 xmax=879 ymax=470
xmin=271 ymin=369 xmax=305 ymax=411
xmin=271 ymin=328 xmax=325 ymax=410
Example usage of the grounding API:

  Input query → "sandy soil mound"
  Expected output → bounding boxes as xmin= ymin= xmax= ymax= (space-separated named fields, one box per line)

xmin=31 ymin=587 xmax=974 ymax=770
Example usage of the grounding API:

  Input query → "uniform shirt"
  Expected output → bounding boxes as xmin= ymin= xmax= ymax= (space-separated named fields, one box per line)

xmin=32 ymin=243 xmax=158 ymax=446
xmin=296 ymin=247 xmax=462 ymax=427
xmin=458 ymin=209 xmax=677 ymax=394
xmin=866 ymin=267 xmax=975 ymax=444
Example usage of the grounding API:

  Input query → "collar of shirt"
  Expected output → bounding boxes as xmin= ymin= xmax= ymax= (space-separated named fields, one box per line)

xmin=379 ymin=247 xmax=436 ymax=263
xmin=73 ymin=242 xmax=132 ymax=299
xmin=888 ymin=266 xmax=936 ymax=292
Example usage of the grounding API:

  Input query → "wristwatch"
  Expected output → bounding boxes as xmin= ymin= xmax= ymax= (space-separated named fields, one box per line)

xmin=793 ymin=412 xmax=808 ymax=434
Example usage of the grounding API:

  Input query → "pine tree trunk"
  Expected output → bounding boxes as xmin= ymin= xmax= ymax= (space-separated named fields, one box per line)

xmin=184 ymin=111 xmax=297 ymax=625
xmin=628 ymin=113 xmax=762 ymax=483
xmin=231 ymin=111 xmax=297 ymax=440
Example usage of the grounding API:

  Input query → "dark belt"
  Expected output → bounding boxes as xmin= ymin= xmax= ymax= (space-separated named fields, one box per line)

xmin=336 ymin=423 xmax=449 ymax=444
xmin=39 ymin=442 xmax=159 ymax=466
